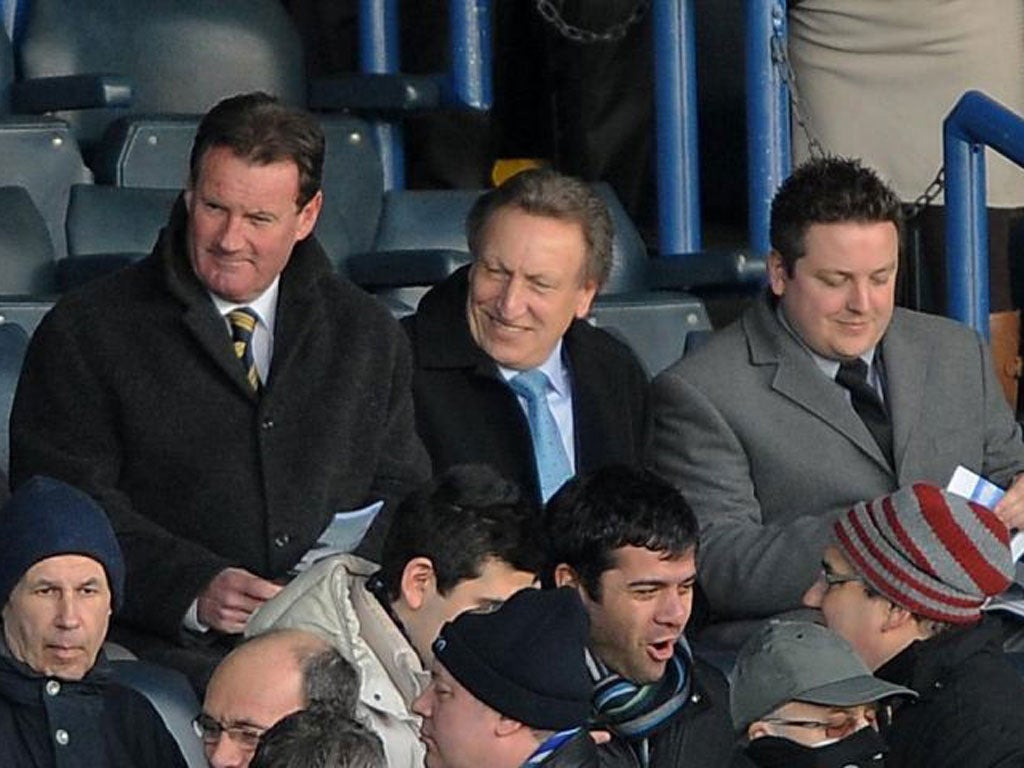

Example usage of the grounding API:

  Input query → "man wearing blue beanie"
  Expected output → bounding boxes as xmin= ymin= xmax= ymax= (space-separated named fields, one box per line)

xmin=0 ymin=476 xmax=186 ymax=767
xmin=413 ymin=587 xmax=598 ymax=767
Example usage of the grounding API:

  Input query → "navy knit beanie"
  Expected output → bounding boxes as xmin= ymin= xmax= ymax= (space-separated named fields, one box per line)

xmin=432 ymin=587 xmax=592 ymax=730
xmin=0 ymin=476 xmax=124 ymax=610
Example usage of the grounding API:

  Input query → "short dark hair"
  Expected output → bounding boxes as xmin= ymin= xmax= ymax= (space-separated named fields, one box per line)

xmin=465 ymin=168 xmax=614 ymax=288
xmin=770 ymin=156 xmax=903 ymax=275
xmin=300 ymin=646 xmax=359 ymax=717
xmin=189 ymin=91 xmax=325 ymax=207
xmin=379 ymin=465 xmax=544 ymax=600
xmin=542 ymin=465 xmax=699 ymax=600
xmin=250 ymin=707 xmax=385 ymax=768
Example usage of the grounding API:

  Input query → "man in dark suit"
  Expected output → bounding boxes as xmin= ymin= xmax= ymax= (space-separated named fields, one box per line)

xmin=404 ymin=168 xmax=648 ymax=504
xmin=10 ymin=93 xmax=429 ymax=688
xmin=648 ymin=156 xmax=1024 ymax=647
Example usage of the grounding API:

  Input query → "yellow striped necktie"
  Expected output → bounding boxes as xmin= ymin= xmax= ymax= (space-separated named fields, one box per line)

xmin=227 ymin=307 xmax=261 ymax=392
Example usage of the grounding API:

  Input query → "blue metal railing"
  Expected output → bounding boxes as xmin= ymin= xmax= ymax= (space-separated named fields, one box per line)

xmin=358 ymin=0 xmax=492 ymax=191
xmin=745 ymin=0 xmax=790 ymax=257
xmin=652 ymin=0 xmax=701 ymax=256
xmin=944 ymin=91 xmax=1024 ymax=337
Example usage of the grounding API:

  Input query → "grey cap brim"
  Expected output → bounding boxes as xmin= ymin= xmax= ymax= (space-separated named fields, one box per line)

xmin=797 ymin=675 xmax=917 ymax=708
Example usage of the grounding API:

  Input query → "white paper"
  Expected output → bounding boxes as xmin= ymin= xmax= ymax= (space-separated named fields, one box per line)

xmin=291 ymin=501 xmax=384 ymax=574
xmin=946 ymin=466 xmax=1023 ymax=561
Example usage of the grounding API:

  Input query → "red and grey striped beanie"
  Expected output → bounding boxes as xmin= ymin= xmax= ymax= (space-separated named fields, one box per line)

xmin=833 ymin=483 xmax=1013 ymax=624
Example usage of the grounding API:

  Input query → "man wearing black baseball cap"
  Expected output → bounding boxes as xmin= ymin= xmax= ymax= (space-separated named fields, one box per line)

xmin=412 ymin=587 xmax=598 ymax=768
xmin=730 ymin=621 xmax=915 ymax=767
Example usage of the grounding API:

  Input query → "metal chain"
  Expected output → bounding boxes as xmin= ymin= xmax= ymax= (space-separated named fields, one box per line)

xmin=770 ymin=17 xmax=826 ymax=159
xmin=770 ymin=14 xmax=944 ymax=216
xmin=903 ymin=167 xmax=945 ymax=220
xmin=534 ymin=0 xmax=651 ymax=44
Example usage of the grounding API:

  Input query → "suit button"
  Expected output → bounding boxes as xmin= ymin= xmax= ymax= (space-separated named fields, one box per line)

xmin=274 ymin=533 xmax=291 ymax=548
xmin=45 ymin=680 xmax=61 ymax=696
xmin=55 ymin=729 xmax=69 ymax=746
xmin=261 ymin=418 xmax=275 ymax=430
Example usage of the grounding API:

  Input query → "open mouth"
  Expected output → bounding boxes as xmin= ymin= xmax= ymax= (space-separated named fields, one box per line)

xmin=646 ymin=639 xmax=675 ymax=662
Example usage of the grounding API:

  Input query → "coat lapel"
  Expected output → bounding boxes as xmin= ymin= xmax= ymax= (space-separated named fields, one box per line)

xmin=878 ymin=310 xmax=929 ymax=474
xmin=745 ymin=295 xmax=893 ymax=471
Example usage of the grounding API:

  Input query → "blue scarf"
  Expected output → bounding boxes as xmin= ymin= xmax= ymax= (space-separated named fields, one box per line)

xmin=587 ymin=642 xmax=692 ymax=767
xmin=522 ymin=728 xmax=582 ymax=766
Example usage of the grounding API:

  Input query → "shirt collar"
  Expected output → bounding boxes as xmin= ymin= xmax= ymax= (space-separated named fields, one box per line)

xmin=775 ymin=303 xmax=878 ymax=379
xmin=497 ymin=339 xmax=569 ymax=396
xmin=209 ymin=276 xmax=280 ymax=333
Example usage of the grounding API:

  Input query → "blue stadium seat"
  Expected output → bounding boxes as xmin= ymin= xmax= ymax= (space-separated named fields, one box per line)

xmin=0 ymin=185 xmax=57 ymax=294
xmin=0 ymin=118 xmax=90 ymax=261
xmin=61 ymin=183 xmax=178 ymax=290
xmin=13 ymin=0 xmax=306 ymax=160
xmin=109 ymin=659 xmax=205 ymax=768
xmin=0 ymin=318 xmax=28 ymax=475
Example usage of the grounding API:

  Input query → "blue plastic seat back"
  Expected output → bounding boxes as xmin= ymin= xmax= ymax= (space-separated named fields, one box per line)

xmin=16 ymin=0 xmax=307 ymax=153
xmin=109 ymin=659 xmax=206 ymax=768
xmin=0 ymin=318 xmax=28 ymax=474
xmin=0 ymin=185 xmax=56 ymax=294
xmin=0 ymin=118 xmax=90 ymax=260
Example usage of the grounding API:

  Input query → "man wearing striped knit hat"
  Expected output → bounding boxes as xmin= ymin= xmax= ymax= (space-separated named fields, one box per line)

xmin=803 ymin=483 xmax=1024 ymax=768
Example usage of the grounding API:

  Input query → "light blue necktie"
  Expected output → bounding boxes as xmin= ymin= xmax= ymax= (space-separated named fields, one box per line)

xmin=509 ymin=369 xmax=574 ymax=502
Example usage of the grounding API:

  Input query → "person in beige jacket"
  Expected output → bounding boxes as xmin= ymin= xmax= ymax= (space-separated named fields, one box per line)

xmin=246 ymin=465 xmax=544 ymax=767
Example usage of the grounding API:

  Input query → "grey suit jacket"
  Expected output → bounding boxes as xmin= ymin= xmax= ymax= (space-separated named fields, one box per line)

xmin=649 ymin=294 xmax=1024 ymax=629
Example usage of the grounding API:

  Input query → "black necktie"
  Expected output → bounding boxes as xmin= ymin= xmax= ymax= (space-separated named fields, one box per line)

xmin=836 ymin=358 xmax=892 ymax=467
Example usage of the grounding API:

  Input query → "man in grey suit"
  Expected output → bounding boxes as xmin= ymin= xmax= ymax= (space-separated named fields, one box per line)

xmin=648 ymin=156 xmax=1024 ymax=647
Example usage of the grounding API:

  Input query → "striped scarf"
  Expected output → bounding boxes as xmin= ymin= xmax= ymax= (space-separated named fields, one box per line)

xmin=587 ymin=642 xmax=692 ymax=767
xmin=522 ymin=728 xmax=582 ymax=766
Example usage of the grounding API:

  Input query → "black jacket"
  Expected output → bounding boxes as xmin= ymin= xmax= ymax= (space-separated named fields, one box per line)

xmin=597 ymin=659 xmax=736 ymax=768
xmin=0 ymin=647 xmax=186 ymax=768
xmin=876 ymin=616 xmax=1024 ymax=768
xmin=403 ymin=266 xmax=649 ymax=503
xmin=11 ymin=198 xmax=430 ymax=640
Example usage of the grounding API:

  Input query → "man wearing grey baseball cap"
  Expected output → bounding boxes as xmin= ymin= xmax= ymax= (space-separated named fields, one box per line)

xmin=804 ymin=483 xmax=1024 ymax=767
xmin=730 ymin=621 xmax=914 ymax=767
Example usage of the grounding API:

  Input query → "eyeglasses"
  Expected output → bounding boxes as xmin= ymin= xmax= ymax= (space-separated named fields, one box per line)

xmin=820 ymin=561 xmax=865 ymax=590
xmin=762 ymin=707 xmax=876 ymax=740
xmin=193 ymin=713 xmax=266 ymax=751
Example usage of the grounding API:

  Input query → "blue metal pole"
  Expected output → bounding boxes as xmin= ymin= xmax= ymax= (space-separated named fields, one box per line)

xmin=745 ymin=0 xmax=790 ymax=256
xmin=358 ymin=0 xmax=404 ymax=190
xmin=448 ymin=0 xmax=492 ymax=110
xmin=653 ymin=0 xmax=701 ymax=256
xmin=944 ymin=90 xmax=1024 ymax=335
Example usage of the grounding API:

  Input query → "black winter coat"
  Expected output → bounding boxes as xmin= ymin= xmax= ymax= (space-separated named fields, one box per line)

xmin=876 ymin=616 xmax=1024 ymax=768
xmin=596 ymin=659 xmax=737 ymax=768
xmin=0 ymin=650 xmax=186 ymax=768
xmin=10 ymin=198 xmax=430 ymax=641
xmin=403 ymin=266 xmax=649 ymax=504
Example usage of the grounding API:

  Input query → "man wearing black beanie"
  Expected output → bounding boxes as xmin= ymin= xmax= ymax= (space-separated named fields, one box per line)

xmin=0 ymin=475 xmax=187 ymax=767
xmin=413 ymin=587 xmax=598 ymax=768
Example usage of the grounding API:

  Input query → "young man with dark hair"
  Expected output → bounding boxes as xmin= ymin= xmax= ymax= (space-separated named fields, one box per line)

xmin=544 ymin=465 xmax=734 ymax=767
xmin=804 ymin=484 xmax=1024 ymax=767
xmin=404 ymin=167 xmax=648 ymax=506
xmin=649 ymin=155 xmax=1024 ymax=647
xmin=246 ymin=465 xmax=544 ymax=768
xmin=10 ymin=91 xmax=429 ymax=687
